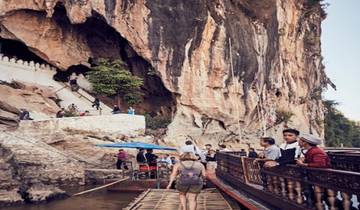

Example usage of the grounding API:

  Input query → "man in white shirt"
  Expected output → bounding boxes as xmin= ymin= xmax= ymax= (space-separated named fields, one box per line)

xmin=179 ymin=140 xmax=206 ymax=163
xmin=264 ymin=128 xmax=301 ymax=167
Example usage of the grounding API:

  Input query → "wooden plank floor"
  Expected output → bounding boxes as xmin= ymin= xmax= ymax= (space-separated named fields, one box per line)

xmin=124 ymin=188 xmax=233 ymax=210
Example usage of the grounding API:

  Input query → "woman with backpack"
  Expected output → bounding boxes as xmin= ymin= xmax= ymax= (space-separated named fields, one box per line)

xmin=166 ymin=152 xmax=206 ymax=210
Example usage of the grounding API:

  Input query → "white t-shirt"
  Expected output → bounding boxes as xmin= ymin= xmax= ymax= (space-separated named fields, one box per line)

xmin=179 ymin=145 xmax=206 ymax=162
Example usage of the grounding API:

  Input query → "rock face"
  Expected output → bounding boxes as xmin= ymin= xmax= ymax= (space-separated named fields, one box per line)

xmin=0 ymin=132 xmax=84 ymax=206
xmin=0 ymin=0 xmax=330 ymax=146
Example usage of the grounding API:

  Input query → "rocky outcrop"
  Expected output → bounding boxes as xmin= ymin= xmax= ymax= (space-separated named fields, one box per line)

xmin=0 ymin=132 xmax=84 ymax=206
xmin=0 ymin=0 xmax=330 ymax=147
xmin=0 ymin=82 xmax=59 ymax=125
xmin=20 ymin=184 xmax=68 ymax=204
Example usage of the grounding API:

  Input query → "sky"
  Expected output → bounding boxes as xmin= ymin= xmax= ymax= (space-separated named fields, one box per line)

xmin=322 ymin=0 xmax=360 ymax=121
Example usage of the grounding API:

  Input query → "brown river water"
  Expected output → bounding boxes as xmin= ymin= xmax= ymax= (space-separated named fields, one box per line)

xmin=0 ymin=187 xmax=139 ymax=210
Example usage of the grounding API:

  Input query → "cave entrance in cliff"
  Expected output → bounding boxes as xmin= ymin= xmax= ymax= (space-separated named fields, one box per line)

xmin=0 ymin=38 xmax=46 ymax=64
xmin=51 ymin=3 xmax=176 ymax=120
xmin=53 ymin=64 xmax=91 ymax=82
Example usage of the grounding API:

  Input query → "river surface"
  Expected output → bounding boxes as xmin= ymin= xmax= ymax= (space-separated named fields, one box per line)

xmin=1 ymin=186 xmax=139 ymax=210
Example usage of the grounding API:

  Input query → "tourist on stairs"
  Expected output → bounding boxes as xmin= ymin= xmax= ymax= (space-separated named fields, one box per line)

xmin=92 ymin=98 xmax=100 ymax=110
xmin=69 ymin=73 xmax=79 ymax=91
xmin=167 ymin=152 xmax=206 ymax=210
xmin=296 ymin=133 xmax=331 ymax=168
xmin=264 ymin=128 xmax=301 ymax=168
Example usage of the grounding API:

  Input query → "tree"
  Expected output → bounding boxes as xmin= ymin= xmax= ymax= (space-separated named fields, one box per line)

xmin=88 ymin=59 xmax=143 ymax=106
xmin=324 ymin=100 xmax=360 ymax=147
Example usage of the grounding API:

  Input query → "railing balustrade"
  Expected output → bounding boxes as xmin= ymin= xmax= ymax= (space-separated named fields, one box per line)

xmin=327 ymin=151 xmax=360 ymax=172
xmin=216 ymin=152 xmax=360 ymax=210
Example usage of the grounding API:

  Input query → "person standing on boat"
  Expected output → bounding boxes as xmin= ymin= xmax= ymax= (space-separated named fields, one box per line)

xmin=145 ymin=149 xmax=158 ymax=167
xmin=259 ymin=137 xmax=281 ymax=160
xmin=179 ymin=140 xmax=206 ymax=166
xmin=116 ymin=149 xmax=128 ymax=170
xmin=296 ymin=134 xmax=331 ymax=168
xmin=264 ymin=128 xmax=301 ymax=167
xmin=167 ymin=152 xmax=206 ymax=210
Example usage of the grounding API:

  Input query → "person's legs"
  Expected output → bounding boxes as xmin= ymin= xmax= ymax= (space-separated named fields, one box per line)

xmin=116 ymin=160 xmax=122 ymax=169
xmin=179 ymin=192 xmax=187 ymax=210
xmin=187 ymin=193 xmax=198 ymax=210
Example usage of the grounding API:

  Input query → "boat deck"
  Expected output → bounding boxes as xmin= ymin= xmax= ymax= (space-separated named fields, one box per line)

xmin=124 ymin=188 xmax=234 ymax=210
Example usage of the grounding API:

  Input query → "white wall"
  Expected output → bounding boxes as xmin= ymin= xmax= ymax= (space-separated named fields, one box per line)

xmin=19 ymin=114 xmax=145 ymax=136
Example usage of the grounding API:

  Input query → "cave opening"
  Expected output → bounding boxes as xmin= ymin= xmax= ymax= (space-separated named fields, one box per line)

xmin=0 ymin=37 xmax=46 ymax=64
xmin=53 ymin=64 xmax=91 ymax=82
xmin=52 ymin=3 xmax=176 ymax=118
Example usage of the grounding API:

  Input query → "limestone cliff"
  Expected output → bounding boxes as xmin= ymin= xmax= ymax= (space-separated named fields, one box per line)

xmin=0 ymin=0 xmax=330 ymax=147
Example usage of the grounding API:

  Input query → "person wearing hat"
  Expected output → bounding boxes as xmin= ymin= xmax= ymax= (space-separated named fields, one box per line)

xmin=296 ymin=134 xmax=331 ymax=168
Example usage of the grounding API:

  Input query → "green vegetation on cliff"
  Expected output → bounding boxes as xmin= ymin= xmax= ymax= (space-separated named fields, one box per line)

xmin=324 ymin=100 xmax=360 ymax=147
xmin=88 ymin=59 xmax=143 ymax=106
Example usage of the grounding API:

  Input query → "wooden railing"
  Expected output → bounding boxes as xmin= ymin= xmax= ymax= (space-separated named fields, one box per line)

xmin=216 ymin=152 xmax=360 ymax=210
xmin=327 ymin=151 xmax=360 ymax=172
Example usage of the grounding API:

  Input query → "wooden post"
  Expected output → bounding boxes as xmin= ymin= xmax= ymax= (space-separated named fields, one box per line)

xmin=341 ymin=192 xmax=351 ymax=210
xmin=314 ymin=185 xmax=324 ymax=210
xmin=295 ymin=181 xmax=303 ymax=204
xmin=326 ymin=189 xmax=336 ymax=210
xmin=287 ymin=180 xmax=295 ymax=201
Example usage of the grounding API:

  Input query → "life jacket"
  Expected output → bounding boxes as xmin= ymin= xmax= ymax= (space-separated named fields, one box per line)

xmin=177 ymin=161 xmax=203 ymax=186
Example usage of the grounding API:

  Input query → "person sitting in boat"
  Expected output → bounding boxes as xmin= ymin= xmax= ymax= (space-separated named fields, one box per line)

xmin=136 ymin=148 xmax=147 ymax=164
xmin=167 ymin=152 xmax=206 ymax=210
xmin=145 ymin=149 xmax=158 ymax=167
xmin=264 ymin=128 xmax=301 ymax=168
xmin=158 ymin=154 xmax=172 ymax=166
xmin=296 ymin=133 xmax=331 ymax=168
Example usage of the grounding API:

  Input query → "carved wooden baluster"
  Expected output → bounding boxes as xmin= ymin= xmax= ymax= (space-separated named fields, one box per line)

xmin=267 ymin=176 xmax=274 ymax=192
xmin=314 ymin=185 xmax=324 ymax=210
xmin=295 ymin=181 xmax=303 ymax=204
xmin=303 ymin=183 xmax=314 ymax=209
xmin=326 ymin=189 xmax=336 ymax=210
xmin=287 ymin=180 xmax=295 ymax=201
xmin=341 ymin=192 xmax=351 ymax=210
xmin=279 ymin=177 xmax=287 ymax=197
xmin=272 ymin=176 xmax=280 ymax=194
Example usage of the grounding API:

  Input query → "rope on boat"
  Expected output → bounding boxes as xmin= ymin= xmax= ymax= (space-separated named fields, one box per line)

xmin=72 ymin=177 xmax=129 ymax=197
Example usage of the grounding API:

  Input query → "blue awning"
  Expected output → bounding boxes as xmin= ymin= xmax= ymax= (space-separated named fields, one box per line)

xmin=96 ymin=142 xmax=177 ymax=151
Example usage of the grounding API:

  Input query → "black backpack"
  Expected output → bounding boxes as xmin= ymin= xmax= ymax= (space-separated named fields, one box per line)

xmin=178 ymin=161 xmax=203 ymax=185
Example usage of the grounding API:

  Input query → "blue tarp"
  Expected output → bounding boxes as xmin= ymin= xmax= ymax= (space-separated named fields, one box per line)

xmin=96 ymin=142 xmax=177 ymax=151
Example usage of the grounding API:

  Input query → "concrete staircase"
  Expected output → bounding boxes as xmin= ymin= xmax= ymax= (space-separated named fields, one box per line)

xmin=0 ymin=54 xmax=112 ymax=118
